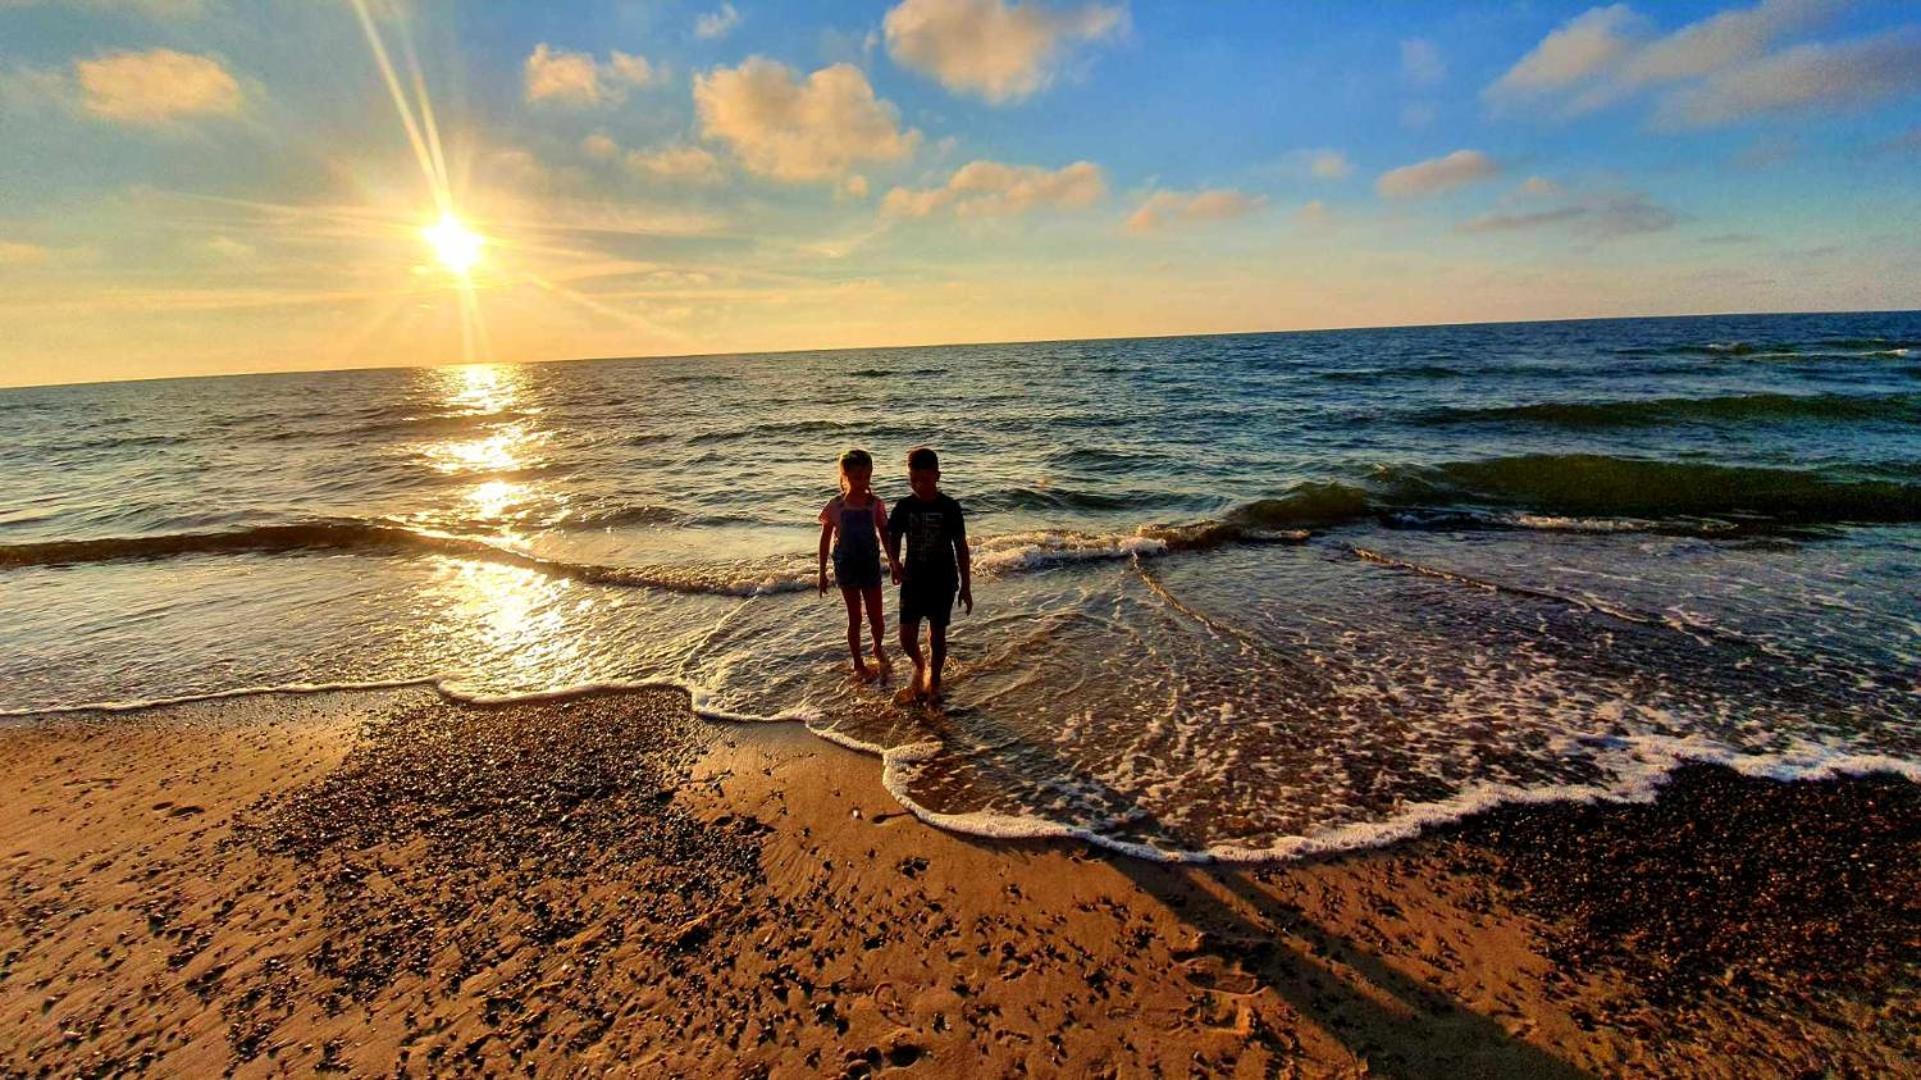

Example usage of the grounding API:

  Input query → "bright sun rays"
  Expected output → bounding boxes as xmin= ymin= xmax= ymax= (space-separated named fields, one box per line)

xmin=423 ymin=213 xmax=484 ymax=276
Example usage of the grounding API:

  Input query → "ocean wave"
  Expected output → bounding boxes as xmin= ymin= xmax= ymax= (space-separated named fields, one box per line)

xmin=686 ymin=419 xmax=925 ymax=445
xmin=1416 ymin=391 xmax=1921 ymax=429
xmin=0 ymin=520 xmax=818 ymax=596
xmin=1387 ymin=455 xmax=1921 ymax=525
xmin=1315 ymin=364 xmax=1463 ymax=383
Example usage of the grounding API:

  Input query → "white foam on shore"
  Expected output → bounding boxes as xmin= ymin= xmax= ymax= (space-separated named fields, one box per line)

xmin=8 ymin=680 xmax=1915 ymax=866
xmin=847 ymin=726 xmax=1921 ymax=865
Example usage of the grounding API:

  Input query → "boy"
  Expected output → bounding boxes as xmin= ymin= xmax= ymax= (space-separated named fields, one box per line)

xmin=887 ymin=446 xmax=972 ymax=704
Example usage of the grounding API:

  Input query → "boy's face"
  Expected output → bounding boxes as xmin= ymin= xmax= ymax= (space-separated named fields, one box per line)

xmin=908 ymin=467 xmax=940 ymax=500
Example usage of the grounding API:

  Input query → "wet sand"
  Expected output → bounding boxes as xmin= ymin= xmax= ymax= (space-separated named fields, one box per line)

xmin=1 ymin=687 xmax=1914 ymax=1078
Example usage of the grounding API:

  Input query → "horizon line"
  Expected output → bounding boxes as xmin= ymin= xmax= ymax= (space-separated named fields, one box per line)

xmin=4 ymin=305 xmax=1916 ymax=392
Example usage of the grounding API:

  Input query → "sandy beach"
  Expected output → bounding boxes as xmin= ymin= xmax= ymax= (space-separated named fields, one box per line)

xmin=1 ymin=687 xmax=1912 ymax=1078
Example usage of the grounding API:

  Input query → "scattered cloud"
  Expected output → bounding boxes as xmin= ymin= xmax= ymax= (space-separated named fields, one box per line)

xmin=1516 ymin=176 xmax=1563 ymax=197
xmin=1486 ymin=4 xmax=1646 ymax=100
xmin=524 ymin=44 xmax=659 ymax=106
xmin=1293 ymin=200 xmax=1332 ymax=226
xmin=1376 ymin=149 xmax=1498 ymax=198
xmin=695 ymin=58 xmax=918 ymax=182
xmin=581 ymin=133 xmax=620 ymax=160
xmin=1654 ymin=29 xmax=1921 ymax=128
xmin=1401 ymin=38 xmax=1446 ymax=86
xmin=695 ymin=3 xmax=742 ymax=41
xmin=881 ymin=159 xmax=1105 ymax=218
xmin=626 ymin=144 xmax=725 ymax=185
xmin=1484 ymin=1 xmax=1915 ymax=127
xmin=841 ymin=174 xmax=870 ymax=199
xmin=882 ymin=0 xmax=1127 ymax=104
xmin=1460 ymin=190 xmax=1678 ymax=238
xmin=205 ymin=235 xmax=255 ymax=260
xmin=1701 ymin=232 xmax=1763 ymax=244
xmin=1305 ymin=149 xmax=1351 ymax=179
xmin=1126 ymin=188 xmax=1265 ymax=233
xmin=74 ymin=48 xmax=240 ymax=122
xmin=0 ymin=240 xmax=51 ymax=266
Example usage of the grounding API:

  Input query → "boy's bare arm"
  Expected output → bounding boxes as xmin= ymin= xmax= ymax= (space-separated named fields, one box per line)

xmin=956 ymin=535 xmax=973 ymax=613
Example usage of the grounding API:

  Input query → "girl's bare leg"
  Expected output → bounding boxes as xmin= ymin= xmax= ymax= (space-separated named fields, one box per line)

xmin=862 ymin=586 xmax=890 ymax=677
xmin=840 ymin=588 xmax=872 ymax=679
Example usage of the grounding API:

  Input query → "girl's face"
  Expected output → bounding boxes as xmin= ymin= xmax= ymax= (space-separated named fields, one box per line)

xmin=844 ymin=464 xmax=872 ymax=493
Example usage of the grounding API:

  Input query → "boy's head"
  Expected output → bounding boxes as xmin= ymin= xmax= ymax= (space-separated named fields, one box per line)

xmin=906 ymin=446 xmax=940 ymax=500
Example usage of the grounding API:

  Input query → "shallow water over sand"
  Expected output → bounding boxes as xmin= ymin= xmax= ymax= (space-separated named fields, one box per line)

xmin=4 ymin=312 xmax=1919 ymax=857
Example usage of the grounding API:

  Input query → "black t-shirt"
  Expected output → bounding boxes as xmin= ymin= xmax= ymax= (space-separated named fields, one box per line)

xmin=889 ymin=493 xmax=965 ymax=590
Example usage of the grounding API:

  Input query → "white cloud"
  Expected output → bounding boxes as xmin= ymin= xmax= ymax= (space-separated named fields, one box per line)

xmin=1376 ymin=149 xmax=1498 ymax=198
xmin=581 ymin=133 xmax=620 ymax=160
xmin=1125 ymin=188 xmax=1265 ymax=233
xmin=882 ymin=0 xmax=1126 ymax=104
xmin=695 ymin=58 xmax=918 ymax=182
xmin=626 ymin=144 xmax=725 ymax=185
xmin=1293 ymin=200 xmax=1332 ymax=226
xmin=1306 ymin=149 xmax=1351 ymax=179
xmin=1401 ymin=38 xmax=1446 ymax=86
xmin=71 ymin=48 xmax=240 ymax=122
xmin=1482 ymin=1 xmax=1911 ymax=127
xmin=1654 ymin=29 xmax=1921 ymax=128
xmin=1487 ymin=4 xmax=1646 ymax=99
xmin=696 ymin=3 xmax=743 ymax=40
xmin=1460 ymin=190 xmax=1678 ymax=238
xmin=881 ymin=159 xmax=1105 ymax=218
xmin=524 ymin=44 xmax=659 ymax=106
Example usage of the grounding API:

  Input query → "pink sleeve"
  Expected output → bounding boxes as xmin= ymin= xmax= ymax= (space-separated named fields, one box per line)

xmin=819 ymin=497 xmax=839 ymax=526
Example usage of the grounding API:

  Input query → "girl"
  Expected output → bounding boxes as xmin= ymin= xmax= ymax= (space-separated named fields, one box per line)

xmin=818 ymin=448 xmax=899 ymax=681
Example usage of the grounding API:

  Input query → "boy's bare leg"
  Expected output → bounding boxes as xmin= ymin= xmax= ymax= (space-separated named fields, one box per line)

xmin=841 ymin=589 xmax=872 ymax=679
xmin=897 ymin=617 xmax=925 ymax=703
xmin=862 ymin=586 xmax=890 ymax=677
xmin=928 ymin=622 xmax=948 ymax=702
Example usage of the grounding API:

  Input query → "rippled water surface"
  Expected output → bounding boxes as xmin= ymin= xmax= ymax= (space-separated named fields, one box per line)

xmin=4 ymin=312 xmax=1918 ymax=858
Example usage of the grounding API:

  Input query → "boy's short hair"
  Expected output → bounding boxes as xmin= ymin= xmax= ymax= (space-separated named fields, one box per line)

xmin=907 ymin=446 xmax=939 ymax=471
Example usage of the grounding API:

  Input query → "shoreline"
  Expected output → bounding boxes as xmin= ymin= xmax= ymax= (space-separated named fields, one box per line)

xmin=2 ymin=687 xmax=1915 ymax=1076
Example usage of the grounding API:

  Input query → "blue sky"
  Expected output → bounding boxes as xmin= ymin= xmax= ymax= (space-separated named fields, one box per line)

xmin=0 ymin=0 xmax=1917 ymax=386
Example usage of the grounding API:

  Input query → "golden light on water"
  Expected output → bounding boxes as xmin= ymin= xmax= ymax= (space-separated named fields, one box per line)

xmin=424 ymin=213 xmax=484 ymax=276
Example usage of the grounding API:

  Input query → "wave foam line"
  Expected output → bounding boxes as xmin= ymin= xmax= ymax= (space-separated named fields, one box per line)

xmin=852 ymin=728 xmax=1921 ymax=864
xmin=0 ymin=674 xmax=813 ymax=725
xmin=8 ymin=680 xmax=1915 ymax=865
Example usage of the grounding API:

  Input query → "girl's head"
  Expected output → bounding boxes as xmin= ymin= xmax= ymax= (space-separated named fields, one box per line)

xmin=838 ymin=447 xmax=874 ymax=496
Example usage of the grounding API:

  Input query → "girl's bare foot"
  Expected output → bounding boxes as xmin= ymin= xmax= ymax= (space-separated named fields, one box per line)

xmin=893 ymin=684 xmax=919 ymax=705
xmin=852 ymin=663 xmax=876 ymax=683
xmin=872 ymin=648 xmax=891 ymax=679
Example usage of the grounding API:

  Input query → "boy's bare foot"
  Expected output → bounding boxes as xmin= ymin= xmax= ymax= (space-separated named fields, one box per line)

xmin=925 ymin=683 xmax=944 ymax=706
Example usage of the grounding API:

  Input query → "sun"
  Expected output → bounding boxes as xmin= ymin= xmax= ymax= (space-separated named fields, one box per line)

xmin=423 ymin=212 xmax=484 ymax=276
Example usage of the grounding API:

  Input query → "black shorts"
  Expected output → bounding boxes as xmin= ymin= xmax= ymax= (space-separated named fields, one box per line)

xmin=898 ymin=581 xmax=956 ymax=628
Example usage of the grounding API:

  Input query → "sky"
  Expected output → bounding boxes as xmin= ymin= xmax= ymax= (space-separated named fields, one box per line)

xmin=0 ymin=0 xmax=1917 ymax=387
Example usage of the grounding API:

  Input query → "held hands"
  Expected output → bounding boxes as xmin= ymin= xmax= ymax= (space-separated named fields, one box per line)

xmin=959 ymin=584 xmax=973 ymax=615
xmin=889 ymin=561 xmax=902 ymax=586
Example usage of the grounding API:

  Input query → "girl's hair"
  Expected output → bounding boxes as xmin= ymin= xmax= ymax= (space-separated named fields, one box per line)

xmin=838 ymin=447 xmax=873 ymax=497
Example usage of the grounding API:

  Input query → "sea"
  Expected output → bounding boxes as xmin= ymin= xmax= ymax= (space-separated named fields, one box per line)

xmin=4 ymin=311 xmax=1919 ymax=860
